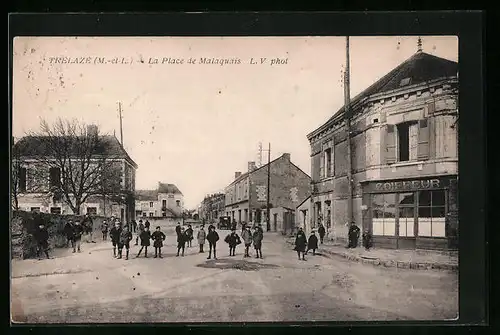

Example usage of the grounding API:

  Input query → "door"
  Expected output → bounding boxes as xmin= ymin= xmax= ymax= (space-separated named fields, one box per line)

xmin=273 ymin=213 xmax=278 ymax=231
xmin=397 ymin=192 xmax=417 ymax=249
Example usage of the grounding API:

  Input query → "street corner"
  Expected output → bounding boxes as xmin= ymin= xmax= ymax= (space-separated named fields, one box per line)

xmin=195 ymin=258 xmax=280 ymax=272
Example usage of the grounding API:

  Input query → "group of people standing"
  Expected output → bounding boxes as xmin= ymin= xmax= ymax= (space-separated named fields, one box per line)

xmin=62 ymin=214 xmax=95 ymax=254
xmin=221 ymin=223 xmax=264 ymax=258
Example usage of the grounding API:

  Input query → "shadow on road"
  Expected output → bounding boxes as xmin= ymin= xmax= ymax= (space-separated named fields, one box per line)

xmin=196 ymin=258 xmax=280 ymax=271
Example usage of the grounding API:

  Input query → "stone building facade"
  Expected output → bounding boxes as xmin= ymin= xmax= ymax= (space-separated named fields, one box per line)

xmin=224 ymin=153 xmax=311 ymax=233
xmin=135 ymin=182 xmax=184 ymax=219
xmin=307 ymin=51 xmax=458 ymax=250
xmin=200 ymin=193 xmax=225 ymax=222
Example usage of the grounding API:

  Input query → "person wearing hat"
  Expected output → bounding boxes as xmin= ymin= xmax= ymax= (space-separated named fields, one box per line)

xmin=136 ymin=226 xmax=151 ymax=258
xmin=241 ymin=225 xmax=253 ymax=258
xmin=33 ymin=221 xmax=50 ymax=260
xmin=101 ymin=220 xmax=109 ymax=241
xmin=318 ymin=224 xmax=326 ymax=244
xmin=82 ymin=213 xmax=95 ymax=243
xmin=135 ymin=219 xmax=145 ymax=245
xmin=151 ymin=226 xmax=166 ymax=258
xmin=206 ymin=225 xmax=220 ymax=260
xmin=109 ymin=221 xmax=122 ymax=258
xmin=252 ymin=224 xmax=264 ymax=259
xmin=175 ymin=222 xmax=182 ymax=238
xmin=224 ymin=228 xmax=242 ymax=257
xmin=118 ymin=225 xmax=133 ymax=260
xmin=305 ymin=230 xmax=319 ymax=256
xmin=72 ymin=220 xmax=84 ymax=253
xmin=294 ymin=227 xmax=307 ymax=260
xmin=197 ymin=225 xmax=206 ymax=253
xmin=347 ymin=222 xmax=360 ymax=248
xmin=185 ymin=224 xmax=194 ymax=248
xmin=63 ymin=219 xmax=74 ymax=248
xmin=176 ymin=227 xmax=188 ymax=257
xmin=362 ymin=228 xmax=373 ymax=250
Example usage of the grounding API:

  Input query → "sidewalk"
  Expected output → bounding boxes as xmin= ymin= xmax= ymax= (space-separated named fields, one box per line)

xmin=285 ymin=237 xmax=458 ymax=272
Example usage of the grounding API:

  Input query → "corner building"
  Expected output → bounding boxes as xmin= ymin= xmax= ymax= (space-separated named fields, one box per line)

xmin=307 ymin=51 xmax=458 ymax=250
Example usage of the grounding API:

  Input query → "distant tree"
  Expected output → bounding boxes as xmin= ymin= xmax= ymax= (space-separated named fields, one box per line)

xmin=23 ymin=118 xmax=124 ymax=215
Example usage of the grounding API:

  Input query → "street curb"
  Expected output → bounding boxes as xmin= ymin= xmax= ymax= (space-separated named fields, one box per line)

xmin=285 ymin=240 xmax=458 ymax=272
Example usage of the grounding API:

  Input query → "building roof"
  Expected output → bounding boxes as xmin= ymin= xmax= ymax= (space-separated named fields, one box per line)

xmin=158 ymin=182 xmax=183 ymax=195
xmin=13 ymin=134 xmax=138 ymax=168
xmin=308 ymin=52 xmax=458 ymax=139
xmin=135 ymin=190 xmax=158 ymax=201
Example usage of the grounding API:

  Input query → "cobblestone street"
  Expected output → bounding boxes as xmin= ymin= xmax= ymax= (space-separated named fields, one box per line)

xmin=11 ymin=226 xmax=458 ymax=323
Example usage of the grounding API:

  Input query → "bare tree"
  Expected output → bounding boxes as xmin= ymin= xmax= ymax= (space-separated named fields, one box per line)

xmin=23 ymin=118 xmax=124 ymax=215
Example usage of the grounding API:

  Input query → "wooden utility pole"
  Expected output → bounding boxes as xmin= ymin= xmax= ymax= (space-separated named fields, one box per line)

xmin=118 ymin=102 xmax=124 ymax=146
xmin=345 ymin=36 xmax=354 ymax=227
xmin=266 ymin=142 xmax=271 ymax=232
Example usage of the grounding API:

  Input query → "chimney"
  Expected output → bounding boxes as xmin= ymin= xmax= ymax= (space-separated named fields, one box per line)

xmin=282 ymin=153 xmax=291 ymax=161
xmin=235 ymin=171 xmax=242 ymax=179
xmin=87 ymin=124 xmax=98 ymax=137
xmin=248 ymin=161 xmax=257 ymax=172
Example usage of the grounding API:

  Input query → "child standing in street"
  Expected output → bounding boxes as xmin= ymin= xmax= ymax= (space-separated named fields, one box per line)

xmin=241 ymin=226 xmax=253 ymax=258
xmin=225 ymin=229 xmax=242 ymax=257
xmin=34 ymin=222 xmax=50 ymax=260
xmin=185 ymin=224 xmax=194 ymax=248
xmin=109 ymin=221 xmax=122 ymax=258
xmin=306 ymin=230 xmax=319 ymax=256
xmin=101 ymin=220 xmax=109 ymax=241
xmin=72 ymin=220 xmax=84 ymax=253
xmin=197 ymin=226 xmax=206 ymax=253
xmin=176 ymin=227 xmax=188 ymax=257
xmin=118 ymin=226 xmax=133 ymax=260
xmin=151 ymin=226 xmax=166 ymax=258
xmin=136 ymin=226 xmax=151 ymax=258
xmin=252 ymin=224 xmax=264 ymax=259
xmin=206 ymin=226 xmax=219 ymax=260
xmin=294 ymin=227 xmax=307 ymax=261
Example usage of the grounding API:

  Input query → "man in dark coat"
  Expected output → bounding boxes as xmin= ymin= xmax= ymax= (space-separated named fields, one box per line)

xmin=318 ymin=224 xmax=326 ymax=244
xmin=224 ymin=229 xmax=242 ymax=256
xmin=145 ymin=220 xmax=151 ymax=230
xmin=118 ymin=226 xmax=133 ymax=260
xmin=348 ymin=223 xmax=361 ymax=248
xmin=176 ymin=227 xmax=188 ymax=257
xmin=136 ymin=226 xmax=151 ymax=258
xmin=101 ymin=220 xmax=109 ymax=241
xmin=185 ymin=225 xmax=194 ymax=248
xmin=362 ymin=228 xmax=373 ymax=250
xmin=72 ymin=220 xmax=84 ymax=253
xmin=63 ymin=220 xmax=74 ymax=248
xmin=252 ymin=224 xmax=264 ymax=259
xmin=175 ymin=222 xmax=182 ymax=237
xmin=294 ymin=227 xmax=307 ymax=260
xmin=206 ymin=226 xmax=219 ymax=260
xmin=305 ymin=231 xmax=319 ymax=256
xmin=34 ymin=222 xmax=50 ymax=259
xmin=135 ymin=220 xmax=145 ymax=245
xmin=151 ymin=226 xmax=166 ymax=258
xmin=109 ymin=221 xmax=122 ymax=258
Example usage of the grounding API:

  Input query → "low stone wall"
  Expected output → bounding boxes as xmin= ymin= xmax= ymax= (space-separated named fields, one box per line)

xmin=10 ymin=210 xmax=106 ymax=260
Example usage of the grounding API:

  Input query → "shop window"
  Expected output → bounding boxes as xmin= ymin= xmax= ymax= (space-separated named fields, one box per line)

xmin=372 ymin=194 xmax=396 ymax=236
xmin=176 ymin=200 xmax=180 ymax=207
xmin=143 ymin=212 xmax=147 ymax=217
xmin=418 ymin=190 xmax=446 ymax=237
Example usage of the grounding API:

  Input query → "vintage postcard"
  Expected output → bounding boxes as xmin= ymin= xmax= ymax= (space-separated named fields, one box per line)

xmin=11 ymin=35 xmax=459 ymax=323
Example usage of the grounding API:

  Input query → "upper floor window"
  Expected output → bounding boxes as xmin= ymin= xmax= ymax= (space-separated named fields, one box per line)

xmin=176 ymin=200 xmax=180 ymax=207
xmin=319 ymin=146 xmax=334 ymax=179
xmin=149 ymin=202 xmax=154 ymax=208
xmin=162 ymin=199 xmax=167 ymax=208
xmin=18 ymin=167 xmax=27 ymax=192
xmin=385 ymin=119 xmax=429 ymax=164
xmin=49 ymin=167 xmax=61 ymax=188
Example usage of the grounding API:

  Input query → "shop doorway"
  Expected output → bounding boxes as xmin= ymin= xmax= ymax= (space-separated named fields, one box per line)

xmin=397 ymin=192 xmax=416 ymax=249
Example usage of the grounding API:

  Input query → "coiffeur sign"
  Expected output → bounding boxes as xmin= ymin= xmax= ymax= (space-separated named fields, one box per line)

xmin=363 ymin=176 xmax=455 ymax=194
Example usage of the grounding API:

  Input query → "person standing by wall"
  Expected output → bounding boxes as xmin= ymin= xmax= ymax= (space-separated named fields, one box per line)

xmin=318 ymin=224 xmax=326 ymax=244
xmin=206 ymin=226 xmax=219 ymax=260
xmin=362 ymin=228 xmax=373 ymax=250
xmin=109 ymin=221 xmax=122 ymax=258
xmin=136 ymin=226 xmax=151 ymax=258
xmin=82 ymin=214 xmax=95 ymax=243
xmin=294 ymin=227 xmax=307 ymax=261
xmin=348 ymin=223 xmax=360 ymax=248
xmin=241 ymin=226 xmax=253 ymax=258
xmin=197 ymin=226 xmax=206 ymax=253
xmin=72 ymin=220 xmax=84 ymax=253
xmin=101 ymin=220 xmax=109 ymax=241
xmin=33 ymin=221 xmax=50 ymax=260
xmin=151 ymin=226 xmax=166 ymax=258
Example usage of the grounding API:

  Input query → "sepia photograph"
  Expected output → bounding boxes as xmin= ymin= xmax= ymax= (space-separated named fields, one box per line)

xmin=11 ymin=35 xmax=459 ymax=323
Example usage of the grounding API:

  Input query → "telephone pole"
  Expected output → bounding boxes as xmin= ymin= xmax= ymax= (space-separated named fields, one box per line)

xmin=118 ymin=102 xmax=124 ymax=146
xmin=266 ymin=142 xmax=271 ymax=232
xmin=345 ymin=36 xmax=354 ymax=227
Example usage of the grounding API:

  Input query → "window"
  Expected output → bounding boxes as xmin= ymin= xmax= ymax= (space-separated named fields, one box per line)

xmin=87 ymin=207 xmax=97 ymax=215
xmin=400 ymin=77 xmax=412 ymax=87
xmin=176 ymin=200 xmax=180 ymax=207
xmin=50 ymin=207 xmax=61 ymax=214
xmin=18 ymin=167 xmax=27 ymax=192
xmin=143 ymin=212 xmax=147 ymax=217
xmin=397 ymin=122 xmax=418 ymax=162
xmin=149 ymin=212 xmax=154 ymax=217
xmin=325 ymin=148 xmax=333 ymax=177
xmin=30 ymin=207 xmax=40 ymax=212
xmin=162 ymin=199 xmax=167 ymax=208
xmin=149 ymin=202 xmax=154 ymax=208
xmin=49 ymin=167 xmax=61 ymax=188
xmin=372 ymin=194 xmax=396 ymax=236
xmin=418 ymin=190 xmax=446 ymax=237
xmin=398 ymin=193 xmax=415 ymax=237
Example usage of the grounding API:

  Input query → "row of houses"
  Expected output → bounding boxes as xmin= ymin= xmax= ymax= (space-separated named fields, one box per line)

xmin=199 ymin=49 xmax=459 ymax=251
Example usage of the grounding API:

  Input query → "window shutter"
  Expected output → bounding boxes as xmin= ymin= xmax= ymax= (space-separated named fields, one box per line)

xmin=331 ymin=148 xmax=335 ymax=176
xmin=417 ymin=119 xmax=430 ymax=160
xmin=319 ymin=152 xmax=325 ymax=179
xmin=427 ymin=102 xmax=435 ymax=115
xmin=385 ymin=125 xmax=396 ymax=164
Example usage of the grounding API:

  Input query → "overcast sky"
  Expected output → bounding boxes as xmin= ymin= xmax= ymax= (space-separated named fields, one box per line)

xmin=12 ymin=36 xmax=458 ymax=209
